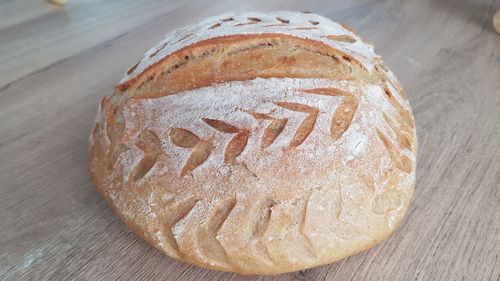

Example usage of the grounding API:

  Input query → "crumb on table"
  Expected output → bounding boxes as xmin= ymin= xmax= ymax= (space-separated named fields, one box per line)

xmin=494 ymin=10 xmax=500 ymax=34
xmin=48 ymin=0 xmax=67 ymax=6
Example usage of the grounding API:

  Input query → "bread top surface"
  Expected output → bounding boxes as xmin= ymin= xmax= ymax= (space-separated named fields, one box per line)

xmin=118 ymin=11 xmax=377 ymax=91
xmin=89 ymin=11 xmax=416 ymax=275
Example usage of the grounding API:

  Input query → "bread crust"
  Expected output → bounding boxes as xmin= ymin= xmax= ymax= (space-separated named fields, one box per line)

xmin=89 ymin=11 xmax=416 ymax=275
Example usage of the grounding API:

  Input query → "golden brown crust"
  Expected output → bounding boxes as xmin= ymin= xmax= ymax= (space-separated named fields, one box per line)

xmin=89 ymin=11 xmax=416 ymax=275
xmin=116 ymin=34 xmax=372 ymax=94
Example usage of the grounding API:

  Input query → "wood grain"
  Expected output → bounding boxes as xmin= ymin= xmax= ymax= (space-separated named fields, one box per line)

xmin=0 ymin=0 xmax=499 ymax=280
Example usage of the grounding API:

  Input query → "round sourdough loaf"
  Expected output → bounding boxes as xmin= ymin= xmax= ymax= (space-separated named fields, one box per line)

xmin=89 ymin=11 xmax=416 ymax=275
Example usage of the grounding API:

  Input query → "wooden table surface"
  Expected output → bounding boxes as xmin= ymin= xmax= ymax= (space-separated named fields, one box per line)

xmin=1 ymin=0 xmax=499 ymax=280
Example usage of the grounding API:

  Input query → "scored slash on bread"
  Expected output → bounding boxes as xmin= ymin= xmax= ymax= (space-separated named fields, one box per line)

xmin=89 ymin=11 xmax=417 ymax=275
